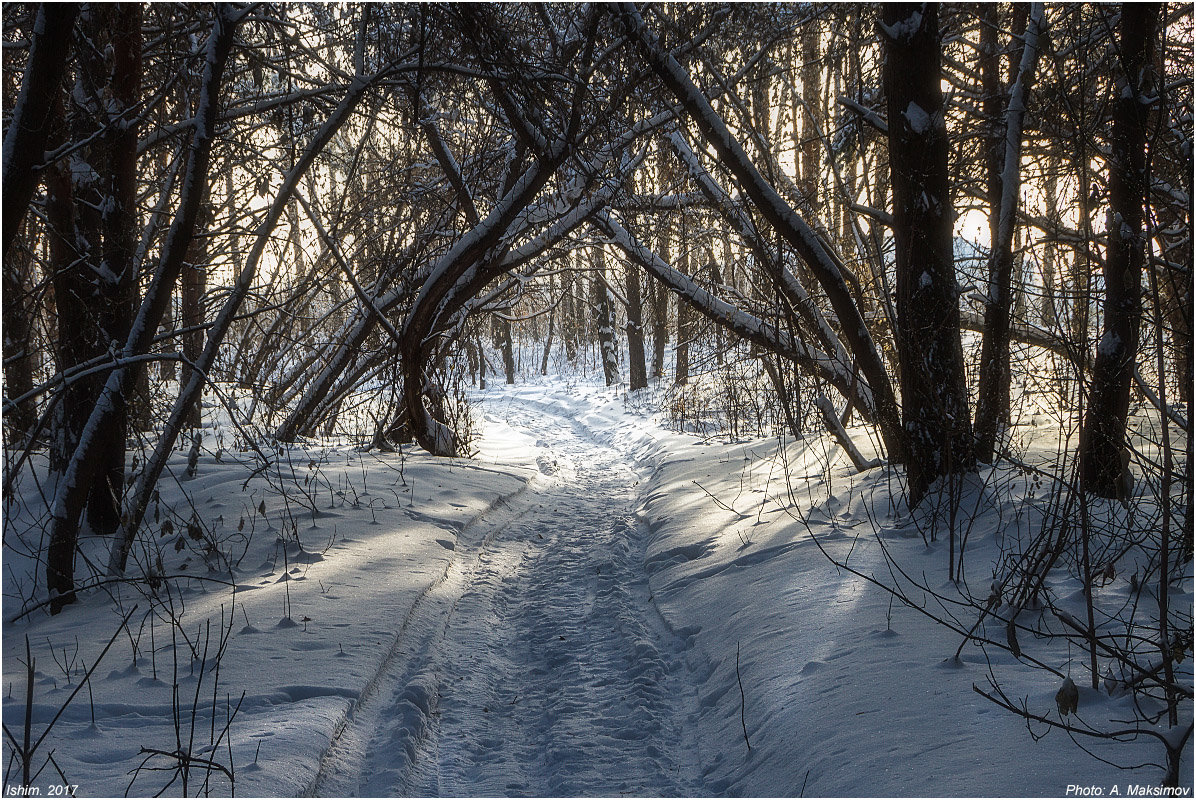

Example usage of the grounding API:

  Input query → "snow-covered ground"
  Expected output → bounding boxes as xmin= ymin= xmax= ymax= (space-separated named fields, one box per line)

xmin=3 ymin=377 xmax=1191 ymax=797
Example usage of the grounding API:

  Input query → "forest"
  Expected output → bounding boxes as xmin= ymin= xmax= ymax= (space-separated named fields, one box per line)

xmin=1 ymin=2 xmax=1192 ymax=797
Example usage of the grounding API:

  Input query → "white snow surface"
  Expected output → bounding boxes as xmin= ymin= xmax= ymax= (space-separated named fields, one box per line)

xmin=903 ymin=101 xmax=931 ymax=135
xmin=3 ymin=378 xmax=1191 ymax=797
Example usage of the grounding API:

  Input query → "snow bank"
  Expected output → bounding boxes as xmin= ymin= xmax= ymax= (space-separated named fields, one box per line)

xmin=3 ymin=441 xmax=532 ymax=797
xmin=492 ymin=378 xmax=1191 ymax=797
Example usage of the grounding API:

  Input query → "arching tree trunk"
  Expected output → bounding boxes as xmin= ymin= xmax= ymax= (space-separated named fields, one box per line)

xmin=620 ymin=4 xmax=903 ymax=461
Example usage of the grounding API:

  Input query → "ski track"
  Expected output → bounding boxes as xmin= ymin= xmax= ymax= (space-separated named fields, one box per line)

xmin=309 ymin=401 xmax=705 ymax=797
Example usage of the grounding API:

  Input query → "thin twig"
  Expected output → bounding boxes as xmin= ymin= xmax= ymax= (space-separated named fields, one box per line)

xmin=737 ymin=640 xmax=751 ymax=752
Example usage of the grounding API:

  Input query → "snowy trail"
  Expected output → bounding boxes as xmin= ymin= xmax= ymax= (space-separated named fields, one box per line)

xmin=309 ymin=400 xmax=705 ymax=797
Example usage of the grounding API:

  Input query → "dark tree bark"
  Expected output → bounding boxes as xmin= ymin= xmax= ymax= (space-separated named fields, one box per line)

xmin=880 ymin=3 xmax=974 ymax=508
xmin=673 ymin=237 xmax=692 ymax=387
xmin=540 ymin=274 xmax=556 ymax=376
xmin=88 ymin=3 xmax=143 ymax=535
xmin=541 ymin=310 xmax=555 ymax=376
xmin=974 ymin=4 xmax=1038 ymax=463
xmin=1 ymin=3 xmax=80 ymax=261
xmin=2 ymin=222 xmax=37 ymax=444
xmin=650 ymin=187 xmax=670 ymax=379
xmin=47 ymin=8 xmax=239 ymax=612
xmin=625 ymin=262 xmax=649 ymax=390
xmin=181 ymin=204 xmax=210 ymax=429
xmin=45 ymin=124 xmax=78 ymax=474
xmin=495 ymin=315 xmax=516 ymax=385
xmin=1079 ymin=4 xmax=1159 ymax=499
xmin=563 ymin=272 xmax=579 ymax=362
xmin=46 ymin=7 xmax=132 ymax=527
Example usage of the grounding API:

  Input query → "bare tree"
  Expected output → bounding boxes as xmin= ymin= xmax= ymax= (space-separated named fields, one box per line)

xmin=974 ymin=4 xmax=1044 ymax=463
xmin=1079 ymin=4 xmax=1160 ymax=499
xmin=1 ymin=3 xmax=79 ymax=260
xmin=880 ymin=3 xmax=974 ymax=507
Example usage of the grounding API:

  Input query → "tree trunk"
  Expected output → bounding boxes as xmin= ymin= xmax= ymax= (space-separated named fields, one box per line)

xmin=880 ymin=3 xmax=974 ymax=508
xmin=2 ymin=3 xmax=80 ymax=261
xmin=180 ymin=206 xmax=208 ymax=429
xmin=1079 ymin=4 xmax=1158 ymax=499
xmin=541 ymin=310 xmax=555 ymax=376
xmin=563 ymin=272 xmax=579 ymax=362
xmin=47 ymin=5 xmax=141 ymax=537
xmin=89 ymin=3 xmax=142 ymax=534
xmin=651 ymin=213 xmax=669 ymax=379
xmin=624 ymin=262 xmax=649 ymax=391
xmin=799 ymin=20 xmax=821 ymax=211
xmin=974 ymin=4 xmax=1041 ymax=462
xmin=495 ymin=315 xmax=516 ymax=385
xmin=541 ymin=273 xmax=556 ymax=376
xmin=593 ymin=248 xmax=621 ymax=386
xmin=3 ymin=221 xmax=38 ymax=444
xmin=673 ymin=238 xmax=692 ymax=387
xmin=48 ymin=8 xmax=238 ymax=611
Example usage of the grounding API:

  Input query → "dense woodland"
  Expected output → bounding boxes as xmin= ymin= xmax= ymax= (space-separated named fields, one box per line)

xmin=1 ymin=1 xmax=1193 ymax=787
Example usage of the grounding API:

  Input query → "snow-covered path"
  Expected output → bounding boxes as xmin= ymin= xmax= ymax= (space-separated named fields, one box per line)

xmin=310 ymin=401 xmax=704 ymax=797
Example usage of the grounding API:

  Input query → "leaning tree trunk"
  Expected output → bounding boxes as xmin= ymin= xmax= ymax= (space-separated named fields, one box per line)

xmin=1079 ymin=4 xmax=1158 ymax=499
xmin=880 ymin=3 xmax=974 ymax=508
xmin=1 ymin=3 xmax=80 ymax=261
xmin=47 ymin=7 xmax=239 ymax=612
xmin=111 ymin=33 xmax=379 ymax=576
xmin=619 ymin=4 xmax=904 ymax=461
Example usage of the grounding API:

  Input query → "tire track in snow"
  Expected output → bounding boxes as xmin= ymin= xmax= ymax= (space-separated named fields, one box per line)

xmin=311 ymin=401 xmax=705 ymax=796
xmin=304 ymin=481 xmax=538 ymax=797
